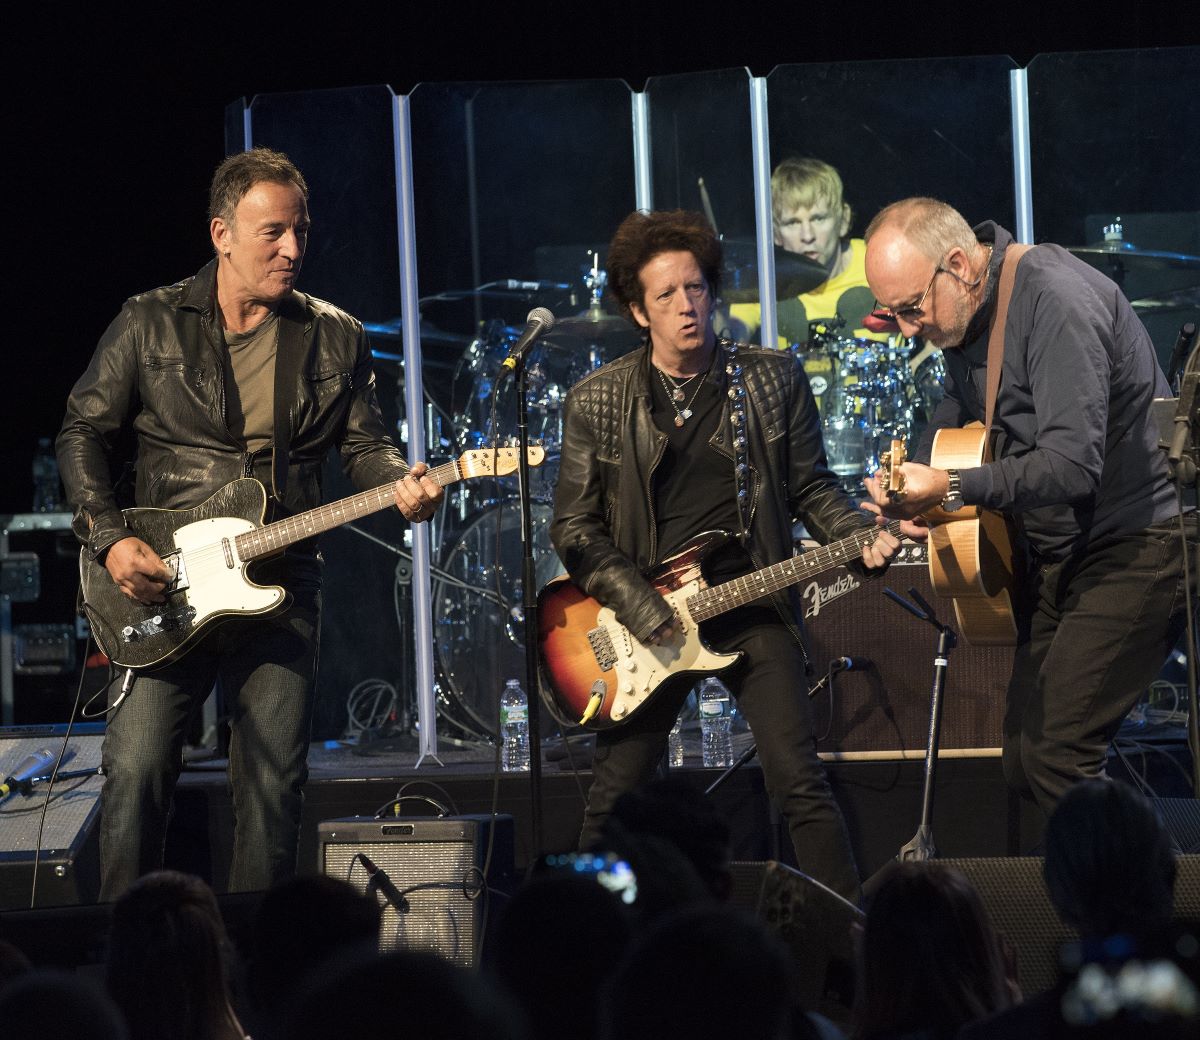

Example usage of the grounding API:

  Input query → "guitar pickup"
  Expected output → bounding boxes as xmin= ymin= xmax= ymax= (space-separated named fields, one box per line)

xmin=587 ymin=626 xmax=616 ymax=671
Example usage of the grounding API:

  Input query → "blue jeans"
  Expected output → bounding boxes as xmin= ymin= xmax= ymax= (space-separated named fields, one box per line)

xmin=1003 ymin=515 xmax=1194 ymax=816
xmin=99 ymin=576 xmax=320 ymax=900
xmin=580 ymin=613 xmax=861 ymax=903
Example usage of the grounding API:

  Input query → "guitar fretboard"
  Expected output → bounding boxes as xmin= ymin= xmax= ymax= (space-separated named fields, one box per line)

xmin=234 ymin=458 xmax=464 ymax=561
xmin=688 ymin=520 xmax=904 ymax=621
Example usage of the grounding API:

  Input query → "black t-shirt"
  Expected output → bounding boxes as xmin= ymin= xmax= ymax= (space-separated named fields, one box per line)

xmin=648 ymin=358 xmax=752 ymax=585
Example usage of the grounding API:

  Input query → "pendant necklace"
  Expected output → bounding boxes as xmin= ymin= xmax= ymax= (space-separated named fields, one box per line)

xmin=656 ymin=366 xmax=708 ymax=427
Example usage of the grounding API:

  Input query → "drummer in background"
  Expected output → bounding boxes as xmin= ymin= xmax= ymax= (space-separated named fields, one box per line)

xmin=722 ymin=157 xmax=879 ymax=346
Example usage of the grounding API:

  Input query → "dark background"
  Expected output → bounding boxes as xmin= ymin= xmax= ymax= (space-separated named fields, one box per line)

xmin=6 ymin=2 xmax=1195 ymax=512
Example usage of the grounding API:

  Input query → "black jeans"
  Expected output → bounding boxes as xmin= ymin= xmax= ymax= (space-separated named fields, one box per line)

xmin=1003 ymin=515 xmax=1194 ymax=815
xmin=579 ymin=614 xmax=861 ymax=904
xmin=99 ymin=579 xmax=320 ymax=901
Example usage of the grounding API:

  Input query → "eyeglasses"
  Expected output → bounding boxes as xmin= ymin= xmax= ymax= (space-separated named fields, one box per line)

xmin=871 ymin=261 xmax=947 ymax=324
xmin=871 ymin=252 xmax=985 ymax=324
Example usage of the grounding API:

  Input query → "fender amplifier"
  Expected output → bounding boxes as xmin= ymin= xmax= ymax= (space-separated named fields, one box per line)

xmin=317 ymin=813 xmax=513 ymax=967
xmin=801 ymin=541 xmax=1012 ymax=758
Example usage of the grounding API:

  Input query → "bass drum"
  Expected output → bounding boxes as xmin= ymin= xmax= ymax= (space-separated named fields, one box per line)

xmin=433 ymin=502 xmax=565 ymax=740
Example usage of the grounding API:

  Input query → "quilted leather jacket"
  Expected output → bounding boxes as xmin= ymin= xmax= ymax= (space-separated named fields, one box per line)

xmin=57 ymin=259 xmax=408 ymax=561
xmin=549 ymin=341 xmax=876 ymax=646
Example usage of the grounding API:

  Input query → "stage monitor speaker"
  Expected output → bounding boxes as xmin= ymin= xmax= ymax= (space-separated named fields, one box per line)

xmin=803 ymin=543 xmax=1013 ymax=757
xmin=939 ymin=854 xmax=1200 ymax=998
xmin=1153 ymin=797 xmax=1200 ymax=854
xmin=0 ymin=724 xmax=103 ymax=911
xmin=731 ymin=859 xmax=862 ymax=1025
xmin=317 ymin=814 xmax=514 ymax=968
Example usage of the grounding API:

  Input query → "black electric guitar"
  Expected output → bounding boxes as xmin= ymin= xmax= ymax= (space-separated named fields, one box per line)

xmin=82 ymin=447 xmax=544 ymax=670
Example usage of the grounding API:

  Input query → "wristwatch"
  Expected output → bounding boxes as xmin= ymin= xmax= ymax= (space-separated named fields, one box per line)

xmin=941 ymin=469 xmax=965 ymax=512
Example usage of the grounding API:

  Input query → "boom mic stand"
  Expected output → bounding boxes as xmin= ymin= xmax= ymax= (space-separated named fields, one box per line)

xmin=884 ymin=584 xmax=957 ymax=862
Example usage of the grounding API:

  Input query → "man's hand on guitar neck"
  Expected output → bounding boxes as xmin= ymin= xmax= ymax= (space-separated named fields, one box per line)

xmin=104 ymin=536 xmax=173 ymax=604
xmin=393 ymin=461 xmax=445 ymax=524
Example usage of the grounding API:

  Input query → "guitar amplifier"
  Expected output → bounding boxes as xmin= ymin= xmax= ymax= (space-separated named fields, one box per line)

xmin=802 ymin=541 xmax=1012 ymax=758
xmin=316 ymin=814 xmax=514 ymax=968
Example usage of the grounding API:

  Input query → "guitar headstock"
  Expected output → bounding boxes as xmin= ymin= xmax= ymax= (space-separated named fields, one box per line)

xmin=458 ymin=446 xmax=546 ymax=478
xmin=880 ymin=439 xmax=907 ymax=502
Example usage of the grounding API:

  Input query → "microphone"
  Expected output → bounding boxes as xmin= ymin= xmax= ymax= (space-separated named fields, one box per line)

xmin=359 ymin=853 xmax=410 ymax=914
xmin=499 ymin=307 xmax=556 ymax=374
xmin=0 ymin=748 xmax=56 ymax=799
xmin=829 ymin=656 xmax=873 ymax=673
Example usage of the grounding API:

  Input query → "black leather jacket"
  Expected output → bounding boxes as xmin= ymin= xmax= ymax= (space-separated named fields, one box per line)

xmin=57 ymin=259 xmax=408 ymax=561
xmin=549 ymin=342 xmax=875 ymax=646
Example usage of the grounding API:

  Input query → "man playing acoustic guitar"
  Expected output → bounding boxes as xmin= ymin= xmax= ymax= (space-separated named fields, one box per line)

xmin=57 ymin=148 xmax=444 ymax=900
xmin=863 ymin=197 xmax=1190 ymax=820
xmin=549 ymin=209 xmax=898 ymax=904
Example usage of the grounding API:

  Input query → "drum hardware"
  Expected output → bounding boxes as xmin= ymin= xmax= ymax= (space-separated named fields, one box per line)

xmin=801 ymin=329 xmax=945 ymax=493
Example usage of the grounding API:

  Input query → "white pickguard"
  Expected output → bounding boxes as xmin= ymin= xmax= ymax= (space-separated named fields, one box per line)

xmin=594 ymin=579 xmax=737 ymax=722
xmin=173 ymin=516 xmax=286 ymax=623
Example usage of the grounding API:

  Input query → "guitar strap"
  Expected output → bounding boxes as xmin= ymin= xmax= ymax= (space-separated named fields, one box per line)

xmin=720 ymin=338 xmax=753 ymax=539
xmin=271 ymin=294 xmax=309 ymax=505
xmin=984 ymin=242 xmax=1033 ymax=437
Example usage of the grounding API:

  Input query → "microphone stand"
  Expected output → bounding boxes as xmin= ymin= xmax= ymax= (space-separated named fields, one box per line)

xmin=884 ymin=584 xmax=957 ymax=862
xmin=511 ymin=358 xmax=545 ymax=859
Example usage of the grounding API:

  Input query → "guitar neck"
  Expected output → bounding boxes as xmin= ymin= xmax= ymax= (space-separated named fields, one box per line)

xmin=689 ymin=520 xmax=903 ymax=622
xmin=234 ymin=458 xmax=464 ymax=561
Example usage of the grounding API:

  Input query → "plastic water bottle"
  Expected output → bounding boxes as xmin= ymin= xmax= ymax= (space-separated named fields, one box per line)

xmin=699 ymin=677 xmax=733 ymax=768
xmin=668 ymin=715 xmax=685 ymax=767
xmin=500 ymin=679 xmax=530 ymax=772
xmin=32 ymin=437 xmax=63 ymax=513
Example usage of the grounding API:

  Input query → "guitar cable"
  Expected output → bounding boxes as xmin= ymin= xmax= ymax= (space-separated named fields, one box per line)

xmin=24 ymin=626 xmax=108 ymax=910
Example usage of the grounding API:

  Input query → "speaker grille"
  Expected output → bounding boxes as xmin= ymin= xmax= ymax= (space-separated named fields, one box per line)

xmin=317 ymin=815 xmax=512 ymax=967
xmin=939 ymin=856 xmax=1076 ymax=997
xmin=804 ymin=547 xmax=1013 ymax=756
xmin=0 ymin=733 xmax=102 ymax=858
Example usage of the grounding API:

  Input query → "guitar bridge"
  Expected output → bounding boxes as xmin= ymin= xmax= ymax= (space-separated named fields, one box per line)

xmin=162 ymin=551 xmax=190 ymax=594
xmin=587 ymin=626 xmax=616 ymax=671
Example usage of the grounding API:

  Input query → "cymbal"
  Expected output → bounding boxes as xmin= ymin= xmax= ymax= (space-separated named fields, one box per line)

xmin=1131 ymin=285 xmax=1200 ymax=312
xmin=547 ymin=308 xmax=641 ymax=348
xmin=1067 ymin=244 xmax=1200 ymax=273
xmin=721 ymin=239 xmax=830 ymax=303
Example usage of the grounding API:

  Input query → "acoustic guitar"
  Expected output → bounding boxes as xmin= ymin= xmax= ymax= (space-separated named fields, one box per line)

xmin=885 ymin=425 xmax=1018 ymax=645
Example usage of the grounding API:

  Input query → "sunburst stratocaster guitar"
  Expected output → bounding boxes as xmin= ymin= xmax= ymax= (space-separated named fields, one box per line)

xmin=537 ymin=519 xmax=902 ymax=731
xmin=885 ymin=426 xmax=1018 ymax=645
xmin=81 ymin=447 xmax=544 ymax=670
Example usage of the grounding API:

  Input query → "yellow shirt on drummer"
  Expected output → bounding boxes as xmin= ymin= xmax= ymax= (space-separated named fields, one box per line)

xmin=724 ymin=238 xmax=885 ymax=346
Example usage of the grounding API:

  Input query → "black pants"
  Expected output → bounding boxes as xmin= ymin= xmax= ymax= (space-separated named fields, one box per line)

xmin=100 ymin=579 xmax=320 ymax=901
xmin=1003 ymin=515 xmax=1194 ymax=815
xmin=579 ymin=614 xmax=860 ymax=903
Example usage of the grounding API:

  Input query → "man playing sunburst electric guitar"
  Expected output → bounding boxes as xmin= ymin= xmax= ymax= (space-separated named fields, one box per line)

xmin=862 ymin=197 xmax=1191 ymax=824
xmin=549 ymin=210 xmax=899 ymax=905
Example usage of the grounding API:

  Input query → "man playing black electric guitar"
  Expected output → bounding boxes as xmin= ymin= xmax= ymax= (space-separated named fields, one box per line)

xmin=56 ymin=148 xmax=443 ymax=900
xmin=549 ymin=209 xmax=898 ymax=904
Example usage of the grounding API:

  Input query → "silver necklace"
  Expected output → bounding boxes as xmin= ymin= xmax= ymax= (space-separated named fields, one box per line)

xmin=656 ymin=366 xmax=708 ymax=427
